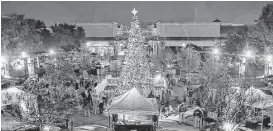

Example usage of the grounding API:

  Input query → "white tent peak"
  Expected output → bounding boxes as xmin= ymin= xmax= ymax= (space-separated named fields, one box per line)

xmin=109 ymin=87 xmax=158 ymax=115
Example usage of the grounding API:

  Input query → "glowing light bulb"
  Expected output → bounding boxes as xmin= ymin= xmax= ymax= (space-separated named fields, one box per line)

xmin=155 ymin=74 xmax=161 ymax=81
xmin=245 ymin=50 xmax=252 ymax=58
xmin=213 ymin=48 xmax=219 ymax=54
xmin=1 ymin=56 xmax=6 ymax=63
xmin=223 ymin=122 xmax=233 ymax=131
xmin=22 ymin=52 xmax=27 ymax=57
xmin=49 ymin=49 xmax=55 ymax=54
xmin=267 ymin=55 xmax=272 ymax=62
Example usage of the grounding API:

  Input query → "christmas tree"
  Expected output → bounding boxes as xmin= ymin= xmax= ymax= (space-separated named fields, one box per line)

xmin=117 ymin=8 xmax=154 ymax=96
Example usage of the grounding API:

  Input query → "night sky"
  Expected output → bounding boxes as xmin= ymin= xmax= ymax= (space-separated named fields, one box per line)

xmin=2 ymin=1 xmax=271 ymax=26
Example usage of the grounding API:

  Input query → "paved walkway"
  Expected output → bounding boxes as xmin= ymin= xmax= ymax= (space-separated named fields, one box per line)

xmin=72 ymin=112 xmax=199 ymax=131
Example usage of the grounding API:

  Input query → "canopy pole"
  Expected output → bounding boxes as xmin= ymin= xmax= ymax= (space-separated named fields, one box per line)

xmin=123 ymin=114 xmax=125 ymax=123
xmin=261 ymin=110 xmax=264 ymax=131
xmin=133 ymin=111 xmax=136 ymax=120
xmin=108 ymin=113 xmax=111 ymax=129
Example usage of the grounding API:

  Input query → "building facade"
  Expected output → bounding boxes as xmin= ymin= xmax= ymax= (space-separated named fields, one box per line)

xmin=79 ymin=22 xmax=246 ymax=58
xmin=77 ymin=22 xmax=121 ymax=58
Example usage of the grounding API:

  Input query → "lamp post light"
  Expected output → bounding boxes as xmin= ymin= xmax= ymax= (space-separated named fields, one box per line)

xmin=22 ymin=52 xmax=28 ymax=80
xmin=266 ymin=55 xmax=272 ymax=62
xmin=212 ymin=48 xmax=219 ymax=55
xmin=49 ymin=49 xmax=55 ymax=55
xmin=212 ymin=48 xmax=220 ymax=61
xmin=22 ymin=52 xmax=27 ymax=58
xmin=245 ymin=50 xmax=252 ymax=58
xmin=244 ymin=50 xmax=252 ymax=77
xmin=1 ymin=56 xmax=6 ymax=76
xmin=182 ymin=43 xmax=186 ymax=47
xmin=49 ymin=49 xmax=56 ymax=62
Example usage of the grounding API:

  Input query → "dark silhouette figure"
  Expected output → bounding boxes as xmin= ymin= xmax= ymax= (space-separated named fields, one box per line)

xmin=98 ymin=98 xmax=104 ymax=114
xmin=81 ymin=88 xmax=93 ymax=117
xmin=148 ymin=91 xmax=155 ymax=98
xmin=193 ymin=109 xmax=203 ymax=128
xmin=80 ymin=77 xmax=84 ymax=87
xmin=94 ymin=81 xmax=98 ymax=87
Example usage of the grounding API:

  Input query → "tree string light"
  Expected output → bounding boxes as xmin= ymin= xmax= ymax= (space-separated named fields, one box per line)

xmin=116 ymin=8 xmax=158 ymax=96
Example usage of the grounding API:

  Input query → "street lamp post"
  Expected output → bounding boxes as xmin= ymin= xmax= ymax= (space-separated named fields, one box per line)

xmin=244 ymin=50 xmax=252 ymax=77
xmin=212 ymin=48 xmax=220 ymax=73
xmin=265 ymin=55 xmax=272 ymax=77
xmin=182 ymin=43 xmax=191 ymax=84
xmin=22 ymin=52 xmax=28 ymax=80
xmin=1 ymin=56 xmax=6 ymax=76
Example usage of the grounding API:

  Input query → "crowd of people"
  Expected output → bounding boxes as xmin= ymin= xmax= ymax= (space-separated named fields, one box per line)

xmin=146 ymin=73 xmax=217 ymax=128
xmin=75 ymin=70 xmax=209 ymax=127
xmin=71 ymin=65 xmax=109 ymax=117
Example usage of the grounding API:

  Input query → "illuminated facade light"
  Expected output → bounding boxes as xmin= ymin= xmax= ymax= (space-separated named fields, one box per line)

xmin=245 ymin=50 xmax=252 ymax=58
xmin=86 ymin=42 xmax=91 ymax=47
xmin=49 ymin=49 xmax=55 ymax=54
xmin=154 ymin=74 xmax=162 ymax=81
xmin=213 ymin=48 xmax=219 ymax=54
xmin=22 ymin=52 xmax=27 ymax=57
xmin=1 ymin=56 xmax=6 ymax=63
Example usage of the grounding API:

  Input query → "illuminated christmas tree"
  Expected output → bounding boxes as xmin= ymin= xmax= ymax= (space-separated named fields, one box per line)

xmin=117 ymin=8 xmax=154 ymax=95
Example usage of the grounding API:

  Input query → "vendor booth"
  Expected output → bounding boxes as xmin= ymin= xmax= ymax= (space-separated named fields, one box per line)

xmin=108 ymin=88 xmax=159 ymax=131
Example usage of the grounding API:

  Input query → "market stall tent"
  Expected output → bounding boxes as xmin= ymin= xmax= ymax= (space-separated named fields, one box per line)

xmin=109 ymin=88 xmax=159 ymax=116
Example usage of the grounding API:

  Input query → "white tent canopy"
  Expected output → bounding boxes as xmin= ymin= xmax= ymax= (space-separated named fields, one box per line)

xmin=245 ymin=87 xmax=271 ymax=100
xmin=94 ymin=77 xmax=108 ymax=95
xmin=229 ymin=86 xmax=273 ymax=109
xmin=109 ymin=88 xmax=159 ymax=115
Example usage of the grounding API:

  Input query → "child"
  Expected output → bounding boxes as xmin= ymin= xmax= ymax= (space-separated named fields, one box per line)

xmin=98 ymin=97 xmax=104 ymax=114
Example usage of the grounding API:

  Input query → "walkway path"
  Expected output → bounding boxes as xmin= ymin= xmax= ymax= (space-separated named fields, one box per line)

xmin=72 ymin=112 xmax=199 ymax=131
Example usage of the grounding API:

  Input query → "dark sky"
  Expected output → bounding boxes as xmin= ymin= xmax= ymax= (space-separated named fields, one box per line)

xmin=1 ymin=1 xmax=271 ymax=26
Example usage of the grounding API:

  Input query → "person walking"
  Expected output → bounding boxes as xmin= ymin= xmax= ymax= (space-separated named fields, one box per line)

xmin=98 ymin=97 xmax=104 ymax=114
xmin=188 ymin=89 xmax=193 ymax=105
xmin=91 ymin=90 xmax=98 ymax=114
xmin=193 ymin=108 xmax=203 ymax=128
xmin=81 ymin=88 xmax=93 ymax=117
xmin=80 ymin=76 xmax=84 ymax=88
xmin=159 ymin=91 xmax=165 ymax=117
xmin=83 ymin=70 xmax=89 ymax=81
xmin=94 ymin=80 xmax=98 ymax=88
xmin=164 ymin=100 xmax=170 ymax=117
xmin=74 ymin=81 xmax=79 ymax=90
xmin=178 ymin=101 xmax=187 ymax=123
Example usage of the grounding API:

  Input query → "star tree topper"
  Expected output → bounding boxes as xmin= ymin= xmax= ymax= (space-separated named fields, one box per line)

xmin=132 ymin=8 xmax=138 ymax=16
